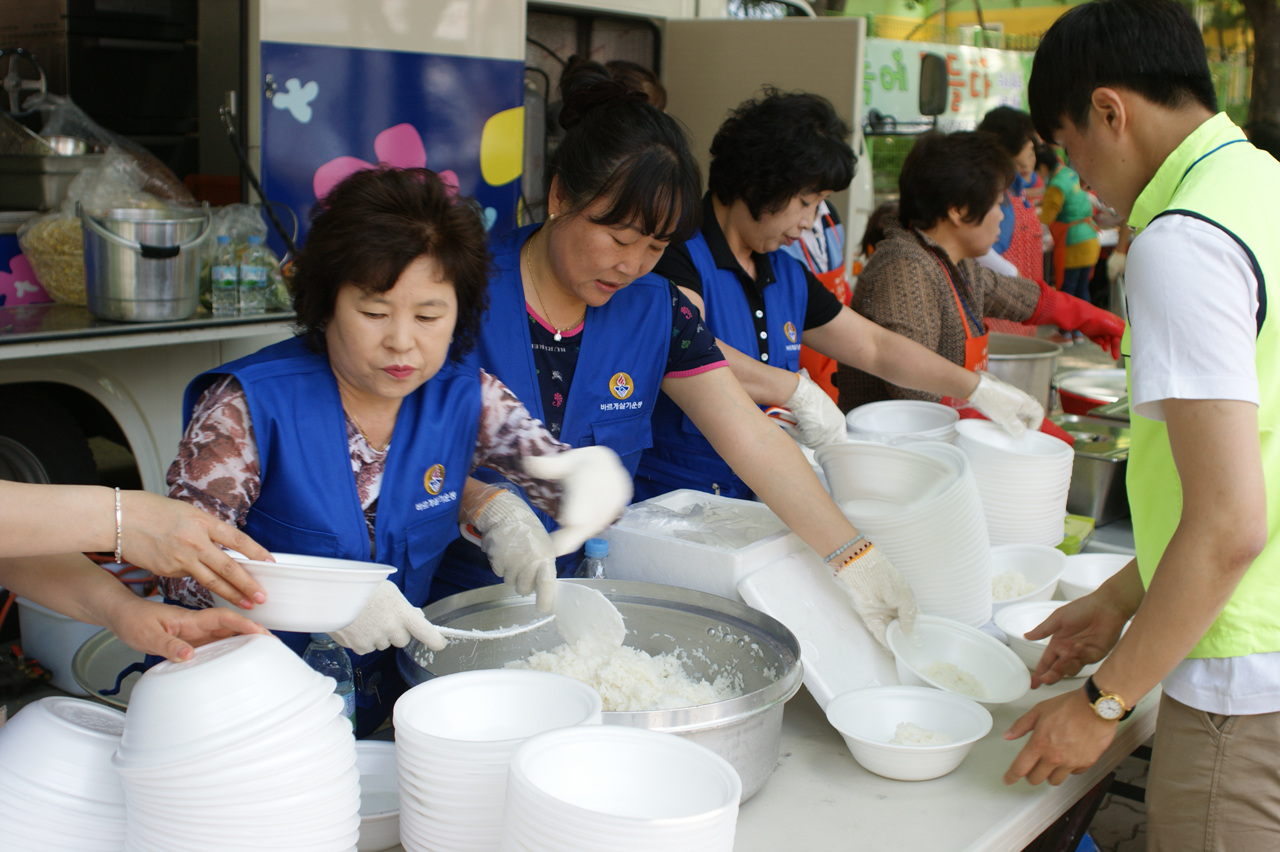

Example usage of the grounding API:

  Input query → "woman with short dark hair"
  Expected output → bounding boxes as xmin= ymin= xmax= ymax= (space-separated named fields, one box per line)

xmin=836 ymin=130 xmax=1123 ymax=414
xmin=638 ymin=91 xmax=1048 ymax=502
xmin=162 ymin=167 xmax=629 ymax=735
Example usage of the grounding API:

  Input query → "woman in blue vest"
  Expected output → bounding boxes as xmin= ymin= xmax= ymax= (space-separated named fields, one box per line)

xmin=160 ymin=167 xmax=629 ymax=735
xmin=635 ymin=89 xmax=1046 ymax=501
xmin=432 ymin=69 xmax=939 ymax=655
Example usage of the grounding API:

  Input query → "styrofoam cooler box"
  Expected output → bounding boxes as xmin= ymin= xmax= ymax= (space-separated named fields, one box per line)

xmin=601 ymin=489 xmax=806 ymax=600
xmin=16 ymin=597 xmax=103 ymax=696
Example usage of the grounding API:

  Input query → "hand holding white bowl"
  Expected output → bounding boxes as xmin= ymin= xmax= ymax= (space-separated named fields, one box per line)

xmin=331 ymin=581 xmax=446 ymax=654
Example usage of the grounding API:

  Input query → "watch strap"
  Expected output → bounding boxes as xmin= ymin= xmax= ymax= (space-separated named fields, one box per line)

xmin=1084 ymin=676 xmax=1133 ymax=721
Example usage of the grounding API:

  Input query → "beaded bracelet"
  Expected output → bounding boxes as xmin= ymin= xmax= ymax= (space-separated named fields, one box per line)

xmin=114 ymin=486 xmax=123 ymax=565
xmin=824 ymin=534 xmax=866 ymax=564
xmin=834 ymin=539 xmax=874 ymax=571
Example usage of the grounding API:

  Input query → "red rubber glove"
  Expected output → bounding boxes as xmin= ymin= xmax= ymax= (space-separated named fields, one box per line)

xmin=1028 ymin=281 xmax=1125 ymax=359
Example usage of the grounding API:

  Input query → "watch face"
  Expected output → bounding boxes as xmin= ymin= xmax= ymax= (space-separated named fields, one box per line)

xmin=1096 ymin=696 xmax=1125 ymax=721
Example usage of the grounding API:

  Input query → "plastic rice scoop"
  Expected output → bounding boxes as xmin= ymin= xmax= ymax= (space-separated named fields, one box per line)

xmin=553 ymin=582 xmax=626 ymax=649
xmin=435 ymin=616 xmax=556 ymax=642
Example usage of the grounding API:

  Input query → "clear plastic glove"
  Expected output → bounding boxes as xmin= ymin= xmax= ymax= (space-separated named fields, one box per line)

xmin=780 ymin=370 xmax=847 ymax=449
xmin=523 ymin=446 xmax=633 ymax=556
xmin=831 ymin=542 xmax=920 ymax=650
xmin=474 ymin=489 xmax=558 ymax=612
xmin=1106 ymin=251 xmax=1126 ymax=286
xmin=330 ymin=580 xmax=445 ymax=654
xmin=966 ymin=372 xmax=1044 ymax=438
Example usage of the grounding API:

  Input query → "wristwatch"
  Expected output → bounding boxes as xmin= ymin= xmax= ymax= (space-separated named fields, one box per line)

xmin=1084 ymin=676 xmax=1133 ymax=722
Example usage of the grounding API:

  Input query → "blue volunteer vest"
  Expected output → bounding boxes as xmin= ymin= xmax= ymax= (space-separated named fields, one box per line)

xmin=430 ymin=225 xmax=674 ymax=599
xmin=636 ymin=231 xmax=807 ymax=498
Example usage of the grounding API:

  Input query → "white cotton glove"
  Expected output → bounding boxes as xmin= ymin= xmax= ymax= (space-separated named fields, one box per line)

xmin=1106 ymin=250 xmax=1127 ymax=286
xmin=522 ymin=446 xmax=633 ymax=556
xmin=966 ymin=371 xmax=1044 ymax=438
xmin=831 ymin=541 xmax=920 ymax=651
xmin=780 ymin=370 xmax=847 ymax=449
xmin=474 ymin=489 xmax=559 ymax=612
xmin=330 ymin=580 xmax=446 ymax=654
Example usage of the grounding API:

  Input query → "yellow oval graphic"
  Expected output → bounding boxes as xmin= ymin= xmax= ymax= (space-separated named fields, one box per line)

xmin=424 ymin=463 xmax=446 ymax=496
xmin=609 ymin=372 xmax=634 ymax=400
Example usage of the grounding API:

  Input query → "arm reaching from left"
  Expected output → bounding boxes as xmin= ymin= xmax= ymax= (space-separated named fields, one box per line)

xmin=0 ymin=553 xmax=269 ymax=661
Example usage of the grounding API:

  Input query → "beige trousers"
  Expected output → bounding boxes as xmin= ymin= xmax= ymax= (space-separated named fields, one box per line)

xmin=1147 ymin=692 xmax=1280 ymax=851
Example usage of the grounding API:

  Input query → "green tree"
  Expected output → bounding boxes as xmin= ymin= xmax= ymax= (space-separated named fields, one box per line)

xmin=1239 ymin=0 xmax=1280 ymax=125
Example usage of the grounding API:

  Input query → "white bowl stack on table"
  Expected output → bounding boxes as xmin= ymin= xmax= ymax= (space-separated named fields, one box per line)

xmin=815 ymin=440 xmax=993 ymax=627
xmin=112 ymin=633 xmax=361 ymax=852
xmin=0 ymin=696 xmax=127 ymax=852
xmin=845 ymin=399 xmax=960 ymax=445
xmin=354 ymin=741 xmax=400 ymax=852
xmin=500 ymin=725 xmax=741 ymax=852
xmin=954 ymin=420 xmax=1075 ymax=547
xmin=393 ymin=669 xmax=603 ymax=852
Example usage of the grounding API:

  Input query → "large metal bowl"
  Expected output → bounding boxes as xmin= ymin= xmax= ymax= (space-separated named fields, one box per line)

xmin=397 ymin=579 xmax=803 ymax=802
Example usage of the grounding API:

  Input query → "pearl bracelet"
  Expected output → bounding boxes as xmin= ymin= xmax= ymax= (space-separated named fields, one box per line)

xmin=114 ymin=487 xmax=123 ymax=564
xmin=825 ymin=534 xmax=866 ymax=564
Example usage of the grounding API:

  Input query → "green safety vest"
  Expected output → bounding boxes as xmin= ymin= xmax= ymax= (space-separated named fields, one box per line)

xmin=1125 ymin=112 xmax=1280 ymax=659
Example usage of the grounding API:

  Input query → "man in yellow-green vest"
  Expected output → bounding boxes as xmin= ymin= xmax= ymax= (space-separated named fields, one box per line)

xmin=1002 ymin=0 xmax=1280 ymax=848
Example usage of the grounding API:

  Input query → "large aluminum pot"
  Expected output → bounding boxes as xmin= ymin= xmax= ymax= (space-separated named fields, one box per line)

xmin=398 ymin=579 xmax=803 ymax=802
xmin=986 ymin=333 xmax=1063 ymax=411
xmin=80 ymin=203 xmax=211 ymax=322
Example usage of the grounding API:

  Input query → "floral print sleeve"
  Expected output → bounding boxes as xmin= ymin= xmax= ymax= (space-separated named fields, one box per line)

xmin=161 ymin=375 xmax=261 ymax=607
xmin=472 ymin=370 xmax=569 ymax=516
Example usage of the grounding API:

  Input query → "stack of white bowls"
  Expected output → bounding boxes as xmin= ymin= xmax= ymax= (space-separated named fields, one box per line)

xmin=954 ymin=420 xmax=1075 ymax=547
xmin=113 ymin=634 xmax=360 ymax=852
xmin=0 ymin=696 xmax=127 ymax=851
xmin=394 ymin=669 xmax=603 ymax=852
xmin=815 ymin=441 xmax=992 ymax=627
xmin=845 ymin=399 xmax=959 ymax=445
xmin=501 ymin=726 xmax=741 ymax=852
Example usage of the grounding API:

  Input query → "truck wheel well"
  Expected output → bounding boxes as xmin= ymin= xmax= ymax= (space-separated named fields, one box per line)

xmin=0 ymin=384 xmax=124 ymax=485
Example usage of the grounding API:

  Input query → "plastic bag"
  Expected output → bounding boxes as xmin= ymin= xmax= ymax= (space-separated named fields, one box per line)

xmin=30 ymin=94 xmax=194 ymax=205
xmin=17 ymin=148 xmax=175 ymax=306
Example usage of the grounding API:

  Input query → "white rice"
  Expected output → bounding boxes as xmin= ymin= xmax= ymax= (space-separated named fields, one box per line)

xmin=922 ymin=660 xmax=988 ymax=699
xmin=506 ymin=642 xmax=742 ymax=712
xmin=992 ymin=569 xmax=1036 ymax=601
xmin=889 ymin=721 xmax=953 ymax=746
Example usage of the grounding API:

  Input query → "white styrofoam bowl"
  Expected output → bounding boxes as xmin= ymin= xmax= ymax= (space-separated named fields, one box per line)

xmin=886 ymin=615 xmax=1029 ymax=705
xmin=990 ymin=544 xmax=1067 ymax=613
xmin=1058 ymin=553 xmax=1133 ymax=601
xmin=825 ymin=685 xmax=992 ymax=781
xmin=355 ymin=741 xmax=399 ymax=852
xmin=212 ymin=551 xmax=395 ymax=632
xmin=994 ymin=601 xmax=1104 ymax=679
xmin=845 ymin=400 xmax=959 ymax=444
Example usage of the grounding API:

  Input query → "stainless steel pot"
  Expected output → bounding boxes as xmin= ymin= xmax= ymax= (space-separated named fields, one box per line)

xmin=986 ymin=333 xmax=1063 ymax=411
xmin=79 ymin=203 xmax=211 ymax=322
xmin=398 ymin=579 xmax=804 ymax=802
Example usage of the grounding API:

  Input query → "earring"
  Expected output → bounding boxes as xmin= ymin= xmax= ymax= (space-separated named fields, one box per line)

xmin=547 ymin=213 xmax=555 ymax=223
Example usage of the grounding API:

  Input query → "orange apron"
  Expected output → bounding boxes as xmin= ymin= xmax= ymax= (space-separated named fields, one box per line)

xmin=797 ymin=213 xmax=850 ymax=403
xmin=927 ymin=247 xmax=989 ymax=372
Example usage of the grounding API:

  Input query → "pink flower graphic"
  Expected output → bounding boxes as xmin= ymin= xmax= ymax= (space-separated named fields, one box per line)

xmin=313 ymin=123 xmax=459 ymax=201
xmin=552 ymin=392 xmax=564 ymax=408
xmin=0 ymin=254 xmax=51 ymax=306
xmin=680 ymin=306 xmax=693 ymax=319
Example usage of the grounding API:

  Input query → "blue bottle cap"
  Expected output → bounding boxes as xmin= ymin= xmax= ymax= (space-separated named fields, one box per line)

xmin=216 ymin=234 xmax=230 ymax=244
xmin=309 ymin=633 xmax=329 ymax=642
xmin=584 ymin=538 xmax=608 ymax=558
xmin=248 ymin=234 xmax=262 ymax=245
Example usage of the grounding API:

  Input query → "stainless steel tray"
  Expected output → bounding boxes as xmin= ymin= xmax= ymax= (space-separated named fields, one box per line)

xmin=0 ymin=153 xmax=105 ymax=211
xmin=1055 ymin=414 xmax=1130 ymax=525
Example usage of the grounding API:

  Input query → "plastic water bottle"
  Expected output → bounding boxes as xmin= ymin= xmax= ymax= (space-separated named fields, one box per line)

xmin=575 ymin=538 xmax=609 ymax=579
xmin=237 ymin=235 xmax=273 ymax=316
xmin=303 ymin=633 xmax=356 ymax=729
xmin=210 ymin=235 xmax=239 ymax=317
